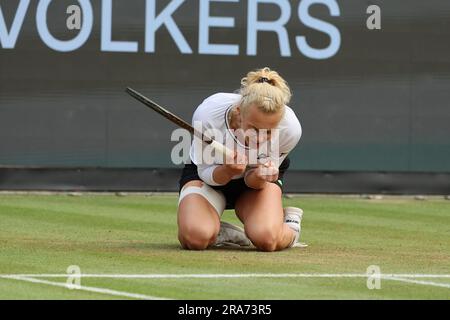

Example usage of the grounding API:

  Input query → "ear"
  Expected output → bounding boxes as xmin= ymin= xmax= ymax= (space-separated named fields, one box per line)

xmin=235 ymin=105 xmax=243 ymax=119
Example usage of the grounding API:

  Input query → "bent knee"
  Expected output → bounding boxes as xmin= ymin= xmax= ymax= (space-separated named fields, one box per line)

xmin=178 ymin=226 xmax=218 ymax=250
xmin=180 ymin=180 xmax=204 ymax=192
xmin=246 ymin=227 xmax=281 ymax=252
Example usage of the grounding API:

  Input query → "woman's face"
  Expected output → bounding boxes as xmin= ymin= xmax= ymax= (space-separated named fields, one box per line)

xmin=237 ymin=104 xmax=283 ymax=147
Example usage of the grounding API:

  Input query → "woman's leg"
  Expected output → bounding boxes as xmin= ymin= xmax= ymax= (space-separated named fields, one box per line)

xmin=235 ymin=183 xmax=295 ymax=252
xmin=177 ymin=181 xmax=221 ymax=250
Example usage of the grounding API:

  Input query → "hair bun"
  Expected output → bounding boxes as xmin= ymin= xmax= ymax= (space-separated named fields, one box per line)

xmin=240 ymin=67 xmax=292 ymax=108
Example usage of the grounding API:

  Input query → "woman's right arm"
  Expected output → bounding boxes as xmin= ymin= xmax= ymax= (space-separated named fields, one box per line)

xmin=212 ymin=162 xmax=247 ymax=185
xmin=197 ymin=153 xmax=247 ymax=186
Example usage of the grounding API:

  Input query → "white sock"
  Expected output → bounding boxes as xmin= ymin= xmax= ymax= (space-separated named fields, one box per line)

xmin=284 ymin=207 xmax=303 ymax=247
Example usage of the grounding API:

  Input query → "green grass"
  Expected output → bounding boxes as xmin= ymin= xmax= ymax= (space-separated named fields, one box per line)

xmin=0 ymin=194 xmax=449 ymax=299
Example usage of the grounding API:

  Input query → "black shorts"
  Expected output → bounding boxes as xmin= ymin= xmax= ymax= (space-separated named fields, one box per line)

xmin=178 ymin=157 xmax=291 ymax=210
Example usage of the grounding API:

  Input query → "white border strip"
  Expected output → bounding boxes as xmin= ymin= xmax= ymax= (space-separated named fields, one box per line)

xmin=1 ymin=273 xmax=450 ymax=279
xmin=1 ymin=276 xmax=169 ymax=300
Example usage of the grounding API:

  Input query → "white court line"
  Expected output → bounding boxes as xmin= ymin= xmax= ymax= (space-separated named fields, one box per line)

xmin=382 ymin=276 xmax=450 ymax=289
xmin=1 ymin=273 xmax=450 ymax=279
xmin=2 ymin=273 xmax=449 ymax=296
xmin=0 ymin=276 xmax=169 ymax=300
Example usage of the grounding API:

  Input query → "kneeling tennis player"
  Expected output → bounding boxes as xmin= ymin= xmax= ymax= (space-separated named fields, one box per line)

xmin=178 ymin=67 xmax=304 ymax=252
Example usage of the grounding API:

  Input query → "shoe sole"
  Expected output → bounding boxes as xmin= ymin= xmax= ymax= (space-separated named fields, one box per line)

xmin=216 ymin=221 xmax=251 ymax=247
xmin=220 ymin=221 xmax=246 ymax=233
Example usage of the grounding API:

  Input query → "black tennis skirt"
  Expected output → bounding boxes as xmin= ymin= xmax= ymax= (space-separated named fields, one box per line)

xmin=178 ymin=157 xmax=291 ymax=210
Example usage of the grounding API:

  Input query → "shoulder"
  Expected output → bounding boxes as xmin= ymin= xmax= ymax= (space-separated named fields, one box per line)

xmin=193 ymin=93 xmax=241 ymax=122
xmin=278 ymin=106 xmax=302 ymax=152
xmin=202 ymin=92 xmax=241 ymax=105
xmin=281 ymin=106 xmax=302 ymax=139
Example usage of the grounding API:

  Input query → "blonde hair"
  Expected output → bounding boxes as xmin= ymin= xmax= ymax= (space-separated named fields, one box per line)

xmin=239 ymin=67 xmax=291 ymax=115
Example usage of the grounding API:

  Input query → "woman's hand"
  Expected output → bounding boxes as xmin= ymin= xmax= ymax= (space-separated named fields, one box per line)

xmin=256 ymin=161 xmax=279 ymax=182
xmin=213 ymin=152 xmax=248 ymax=185
xmin=244 ymin=161 xmax=279 ymax=189
xmin=223 ymin=151 xmax=248 ymax=177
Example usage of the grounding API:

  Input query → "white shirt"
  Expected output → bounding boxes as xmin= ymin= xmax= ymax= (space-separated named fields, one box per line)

xmin=189 ymin=93 xmax=302 ymax=186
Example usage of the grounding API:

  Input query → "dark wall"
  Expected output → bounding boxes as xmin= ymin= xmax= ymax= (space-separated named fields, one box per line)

xmin=1 ymin=0 xmax=450 ymax=172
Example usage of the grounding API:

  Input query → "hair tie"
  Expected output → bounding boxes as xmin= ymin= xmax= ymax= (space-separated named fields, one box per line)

xmin=258 ymin=77 xmax=271 ymax=84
